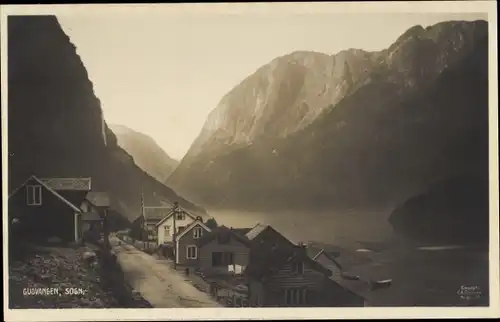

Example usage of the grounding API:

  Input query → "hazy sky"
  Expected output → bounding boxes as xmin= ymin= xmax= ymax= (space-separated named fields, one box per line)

xmin=57 ymin=11 xmax=486 ymax=160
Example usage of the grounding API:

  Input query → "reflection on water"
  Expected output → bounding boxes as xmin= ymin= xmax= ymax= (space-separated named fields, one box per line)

xmin=207 ymin=208 xmax=395 ymax=249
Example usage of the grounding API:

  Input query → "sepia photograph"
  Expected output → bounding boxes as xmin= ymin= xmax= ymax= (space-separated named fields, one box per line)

xmin=2 ymin=1 xmax=499 ymax=321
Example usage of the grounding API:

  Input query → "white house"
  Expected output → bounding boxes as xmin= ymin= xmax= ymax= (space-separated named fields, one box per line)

xmin=155 ymin=207 xmax=198 ymax=246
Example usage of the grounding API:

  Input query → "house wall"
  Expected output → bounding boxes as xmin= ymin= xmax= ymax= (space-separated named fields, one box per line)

xmin=260 ymin=260 xmax=330 ymax=307
xmin=9 ymin=180 xmax=79 ymax=243
xmin=199 ymin=235 xmax=250 ymax=276
xmin=176 ymin=223 xmax=208 ymax=266
xmin=320 ymin=278 xmax=366 ymax=307
xmin=248 ymin=280 xmax=265 ymax=307
xmin=157 ymin=214 xmax=195 ymax=245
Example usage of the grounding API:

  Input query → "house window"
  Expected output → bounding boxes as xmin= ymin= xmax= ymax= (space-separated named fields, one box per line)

xmin=291 ymin=261 xmax=304 ymax=275
xmin=176 ymin=211 xmax=185 ymax=220
xmin=26 ymin=185 xmax=42 ymax=206
xmin=284 ymin=288 xmax=307 ymax=306
xmin=212 ymin=252 xmax=234 ymax=266
xmin=164 ymin=225 xmax=170 ymax=235
xmin=177 ymin=226 xmax=186 ymax=234
xmin=186 ymin=245 xmax=197 ymax=259
xmin=193 ymin=227 xmax=203 ymax=239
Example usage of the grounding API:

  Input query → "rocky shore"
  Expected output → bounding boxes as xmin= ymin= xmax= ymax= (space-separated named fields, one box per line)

xmin=8 ymin=241 xmax=151 ymax=309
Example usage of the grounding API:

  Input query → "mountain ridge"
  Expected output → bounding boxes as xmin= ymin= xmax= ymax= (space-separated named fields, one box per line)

xmin=7 ymin=15 xmax=207 ymax=225
xmin=109 ymin=124 xmax=179 ymax=182
xmin=167 ymin=19 xmax=488 ymax=214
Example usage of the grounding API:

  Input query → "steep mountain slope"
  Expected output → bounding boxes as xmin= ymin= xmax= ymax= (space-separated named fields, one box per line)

xmin=110 ymin=124 xmax=179 ymax=182
xmin=7 ymin=16 xmax=207 ymax=225
xmin=167 ymin=20 xmax=488 ymax=213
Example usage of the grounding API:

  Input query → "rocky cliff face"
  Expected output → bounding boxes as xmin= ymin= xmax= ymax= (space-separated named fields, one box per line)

xmin=7 ymin=16 xmax=206 ymax=224
xmin=167 ymin=20 xmax=489 ymax=214
xmin=110 ymin=124 xmax=179 ymax=183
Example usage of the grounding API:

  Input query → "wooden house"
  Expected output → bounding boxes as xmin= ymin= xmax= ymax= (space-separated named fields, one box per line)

xmin=245 ymin=223 xmax=296 ymax=250
xmin=195 ymin=226 xmax=252 ymax=277
xmin=156 ymin=205 xmax=198 ymax=246
xmin=8 ymin=175 xmax=91 ymax=243
xmin=175 ymin=218 xmax=211 ymax=268
xmin=243 ymin=224 xmax=365 ymax=307
xmin=80 ymin=191 xmax=110 ymax=237
xmin=130 ymin=206 xmax=171 ymax=242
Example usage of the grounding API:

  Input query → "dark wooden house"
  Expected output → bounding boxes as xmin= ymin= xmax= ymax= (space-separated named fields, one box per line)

xmin=8 ymin=175 xmax=91 ymax=243
xmin=196 ymin=226 xmax=252 ymax=277
xmin=175 ymin=218 xmax=211 ymax=268
xmin=243 ymin=224 xmax=365 ymax=307
xmin=81 ymin=191 xmax=110 ymax=238
xmin=130 ymin=206 xmax=172 ymax=242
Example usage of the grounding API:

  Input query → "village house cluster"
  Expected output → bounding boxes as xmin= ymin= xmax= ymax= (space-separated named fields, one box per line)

xmin=8 ymin=175 xmax=110 ymax=245
xmin=129 ymin=196 xmax=370 ymax=307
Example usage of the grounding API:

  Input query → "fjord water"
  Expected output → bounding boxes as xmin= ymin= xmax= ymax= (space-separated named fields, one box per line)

xmin=209 ymin=208 xmax=489 ymax=306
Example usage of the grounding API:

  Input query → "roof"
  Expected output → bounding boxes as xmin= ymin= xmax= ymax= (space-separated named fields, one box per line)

xmin=245 ymin=243 xmax=332 ymax=279
xmin=196 ymin=226 xmax=252 ymax=247
xmin=176 ymin=220 xmax=211 ymax=240
xmin=245 ymin=223 xmax=269 ymax=241
xmin=82 ymin=212 xmax=103 ymax=221
xmin=311 ymin=248 xmax=343 ymax=270
xmin=143 ymin=206 xmax=172 ymax=221
xmin=154 ymin=206 xmax=198 ymax=227
xmin=85 ymin=192 xmax=110 ymax=207
xmin=39 ymin=177 xmax=92 ymax=191
xmin=8 ymin=175 xmax=82 ymax=213
xmin=231 ymin=228 xmax=252 ymax=236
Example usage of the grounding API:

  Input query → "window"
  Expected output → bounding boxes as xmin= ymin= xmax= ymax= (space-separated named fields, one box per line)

xmin=26 ymin=185 xmax=42 ymax=206
xmin=176 ymin=211 xmax=185 ymax=220
xmin=291 ymin=261 xmax=304 ymax=275
xmin=177 ymin=226 xmax=186 ymax=234
xmin=186 ymin=245 xmax=197 ymax=259
xmin=164 ymin=225 xmax=170 ymax=235
xmin=193 ymin=227 xmax=203 ymax=239
xmin=284 ymin=288 xmax=307 ymax=306
xmin=212 ymin=252 xmax=234 ymax=266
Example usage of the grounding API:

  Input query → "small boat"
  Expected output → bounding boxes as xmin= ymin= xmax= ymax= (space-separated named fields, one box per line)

xmin=370 ymin=279 xmax=392 ymax=291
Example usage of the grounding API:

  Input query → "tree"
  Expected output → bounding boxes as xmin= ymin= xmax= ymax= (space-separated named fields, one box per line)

xmin=205 ymin=217 xmax=218 ymax=229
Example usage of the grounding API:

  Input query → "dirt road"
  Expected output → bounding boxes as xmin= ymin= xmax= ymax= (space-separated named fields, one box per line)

xmin=109 ymin=237 xmax=220 ymax=308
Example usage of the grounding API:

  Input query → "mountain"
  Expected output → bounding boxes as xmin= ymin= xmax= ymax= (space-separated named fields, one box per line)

xmin=7 ymin=15 xmax=207 ymax=226
xmin=110 ymin=124 xmax=179 ymax=182
xmin=167 ymin=20 xmax=489 ymax=213
xmin=388 ymin=175 xmax=489 ymax=244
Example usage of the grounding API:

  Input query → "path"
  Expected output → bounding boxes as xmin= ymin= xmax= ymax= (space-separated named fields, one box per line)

xmin=109 ymin=236 xmax=221 ymax=308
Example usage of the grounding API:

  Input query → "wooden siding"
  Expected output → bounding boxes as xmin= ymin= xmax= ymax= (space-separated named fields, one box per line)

xmin=9 ymin=179 xmax=80 ymax=243
xmin=198 ymin=234 xmax=250 ymax=275
xmin=176 ymin=223 xmax=209 ymax=266
xmin=157 ymin=214 xmax=196 ymax=245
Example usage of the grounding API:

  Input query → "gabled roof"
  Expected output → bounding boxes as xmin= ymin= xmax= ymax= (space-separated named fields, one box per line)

xmin=312 ymin=248 xmax=344 ymax=270
xmin=176 ymin=220 xmax=212 ymax=240
xmin=154 ymin=207 xmax=198 ymax=227
xmin=245 ymin=223 xmax=269 ymax=241
xmin=196 ymin=226 xmax=252 ymax=247
xmin=231 ymin=227 xmax=252 ymax=236
xmin=245 ymin=243 xmax=332 ymax=279
xmin=85 ymin=192 xmax=110 ymax=207
xmin=8 ymin=175 xmax=82 ymax=213
xmin=39 ymin=177 xmax=92 ymax=191
xmin=144 ymin=206 xmax=172 ymax=222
